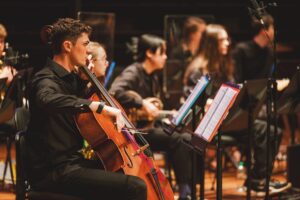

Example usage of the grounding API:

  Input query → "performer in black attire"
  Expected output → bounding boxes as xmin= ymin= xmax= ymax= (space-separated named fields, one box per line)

xmin=232 ymin=15 xmax=274 ymax=83
xmin=169 ymin=16 xmax=207 ymax=64
xmin=0 ymin=23 xmax=17 ymax=86
xmin=184 ymin=24 xmax=289 ymax=196
xmin=25 ymin=18 xmax=147 ymax=200
xmin=109 ymin=34 xmax=192 ymax=200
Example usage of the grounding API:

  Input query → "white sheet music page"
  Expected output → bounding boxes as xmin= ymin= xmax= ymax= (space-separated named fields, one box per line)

xmin=194 ymin=84 xmax=240 ymax=142
xmin=172 ymin=75 xmax=209 ymax=126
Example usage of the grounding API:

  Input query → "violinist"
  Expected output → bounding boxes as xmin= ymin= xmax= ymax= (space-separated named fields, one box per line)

xmin=86 ymin=41 xmax=109 ymax=84
xmin=25 ymin=18 xmax=147 ymax=200
xmin=0 ymin=23 xmax=17 ymax=86
xmin=109 ymin=34 xmax=192 ymax=200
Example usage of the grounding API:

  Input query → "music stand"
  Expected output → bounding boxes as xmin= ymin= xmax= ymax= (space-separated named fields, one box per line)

xmin=163 ymin=75 xmax=209 ymax=200
xmin=220 ymin=79 xmax=268 ymax=200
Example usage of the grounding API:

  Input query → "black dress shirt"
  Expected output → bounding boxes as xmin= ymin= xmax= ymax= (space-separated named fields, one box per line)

xmin=109 ymin=62 xmax=161 ymax=109
xmin=25 ymin=58 xmax=100 ymax=182
xmin=232 ymin=40 xmax=273 ymax=83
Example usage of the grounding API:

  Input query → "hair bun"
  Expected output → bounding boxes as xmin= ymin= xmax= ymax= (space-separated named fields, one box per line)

xmin=40 ymin=25 xmax=53 ymax=45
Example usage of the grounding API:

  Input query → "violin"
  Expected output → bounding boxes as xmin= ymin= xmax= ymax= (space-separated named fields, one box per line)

xmin=75 ymin=65 xmax=174 ymax=200
xmin=0 ymin=43 xmax=29 ymax=67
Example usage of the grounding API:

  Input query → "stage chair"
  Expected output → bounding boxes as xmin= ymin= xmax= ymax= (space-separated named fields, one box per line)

xmin=0 ymin=74 xmax=26 ymax=189
xmin=0 ymin=107 xmax=31 ymax=188
xmin=15 ymin=131 xmax=83 ymax=200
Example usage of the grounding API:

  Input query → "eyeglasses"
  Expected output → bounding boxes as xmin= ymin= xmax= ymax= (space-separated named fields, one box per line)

xmin=218 ymin=37 xmax=231 ymax=44
xmin=93 ymin=57 xmax=109 ymax=65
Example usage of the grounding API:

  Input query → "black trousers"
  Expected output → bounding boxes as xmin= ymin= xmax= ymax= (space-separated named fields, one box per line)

xmin=142 ymin=127 xmax=192 ymax=184
xmin=31 ymin=159 xmax=147 ymax=200
xmin=225 ymin=119 xmax=282 ymax=181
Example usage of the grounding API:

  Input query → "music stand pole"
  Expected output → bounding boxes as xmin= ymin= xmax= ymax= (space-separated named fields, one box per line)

xmin=191 ymin=105 xmax=205 ymax=200
xmin=246 ymin=84 xmax=254 ymax=200
xmin=191 ymin=106 xmax=197 ymax=200
xmin=199 ymin=107 xmax=205 ymax=200
xmin=216 ymin=128 xmax=223 ymax=200
xmin=266 ymin=3 xmax=280 ymax=198
xmin=290 ymin=66 xmax=300 ymax=145
xmin=266 ymin=13 xmax=277 ymax=199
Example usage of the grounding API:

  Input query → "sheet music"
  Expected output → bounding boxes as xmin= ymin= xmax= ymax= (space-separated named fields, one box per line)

xmin=172 ymin=75 xmax=209 ymax=126
xmin=194 ymin=84 xmax=240 ymax=142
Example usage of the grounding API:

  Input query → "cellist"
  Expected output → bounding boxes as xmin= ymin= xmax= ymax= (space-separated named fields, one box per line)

xmin=25 ymin=18 xmax=147 ymax=200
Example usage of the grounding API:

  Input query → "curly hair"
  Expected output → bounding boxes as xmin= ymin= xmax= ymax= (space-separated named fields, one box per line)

xmin=41 ymin=18 xmax=92 ymax=55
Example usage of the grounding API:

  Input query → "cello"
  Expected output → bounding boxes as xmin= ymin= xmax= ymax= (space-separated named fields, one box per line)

xmin=75 ymin=65 xmax=174 ymax=200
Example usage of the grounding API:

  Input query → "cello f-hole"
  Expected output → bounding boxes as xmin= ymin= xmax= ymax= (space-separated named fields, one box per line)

xmin=123 ymin=146 xmax=133 ymax=168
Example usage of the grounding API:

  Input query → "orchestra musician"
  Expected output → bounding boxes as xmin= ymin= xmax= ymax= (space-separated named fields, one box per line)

xmin=24 ymin=18 xmax=147 ymax=200
xmin=169 ymin=16 xmax=207 ymax=65
xmin=0 ymin=23 xmax=17 ymax=86
xmin=232 ymin=14 xmax=275 ymax=83
xmin=86 ymin=41 xmax=109 ymax=84
xmin=109 ymin=34 xmax=193 ymax=200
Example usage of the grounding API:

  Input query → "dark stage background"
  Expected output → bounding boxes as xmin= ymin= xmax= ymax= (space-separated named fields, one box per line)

xmin=1 ymin=0 xmax=299 ymax=78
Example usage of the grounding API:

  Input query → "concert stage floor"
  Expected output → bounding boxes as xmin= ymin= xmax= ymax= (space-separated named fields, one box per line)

xmin=0 ymin=140 xmax=299 ymax=200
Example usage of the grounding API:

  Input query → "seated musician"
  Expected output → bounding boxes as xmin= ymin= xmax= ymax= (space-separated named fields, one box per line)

xmin=0 ymin=23 xmax=17 ymax=86
xmin=25 ymin=18 xmax=147 ymax=200
xmin=86 ymin=41 xmax=109 ymax=84
xmin=109 ymin=34 xmax=193 ymax=200
xmin=184 ymin=24 xmax=289 ymax=196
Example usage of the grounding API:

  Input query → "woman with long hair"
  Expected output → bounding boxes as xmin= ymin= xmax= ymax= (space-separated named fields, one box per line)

xmin=184 ymin=24 xmax=233 ymax=87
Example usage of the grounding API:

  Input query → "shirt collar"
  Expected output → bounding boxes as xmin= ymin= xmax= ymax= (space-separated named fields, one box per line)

xmin=45 ymin=58 xmax=72 ymax=78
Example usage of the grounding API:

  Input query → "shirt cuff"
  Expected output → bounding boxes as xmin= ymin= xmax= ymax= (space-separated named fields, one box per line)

xmin=75 ymin=99 xmax=92 ymax=112
xmin=96 ymin=102 xmax=106 ymax=114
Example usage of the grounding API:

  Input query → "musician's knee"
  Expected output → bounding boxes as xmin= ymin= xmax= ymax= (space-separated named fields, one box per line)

xmin=127 ymin=176 xmax=147 ymax=199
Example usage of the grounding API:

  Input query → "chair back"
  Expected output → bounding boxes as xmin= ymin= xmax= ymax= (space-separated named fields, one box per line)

xmin=15 ymin=131 xmax=27 ymax=200
xmin=0 ymin=68 xmax=33 ymax=124
xmin=15 ymin=131 xmax=84 ymax=200
xmin=14 ymin=107 xmax=30 ymax=132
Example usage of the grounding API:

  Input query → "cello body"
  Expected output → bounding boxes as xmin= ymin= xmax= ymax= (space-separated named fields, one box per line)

xmin=75 ymin=66 xmax=174 ymax=200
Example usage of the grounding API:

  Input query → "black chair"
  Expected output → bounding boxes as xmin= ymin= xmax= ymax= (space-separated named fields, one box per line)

xmin=15 ymin=131 xmax=84 ymax=200
xmin=0 ymin=73 xmax=27 ymax=189
xmin=0 ymin=106 xmax=28 ymax=189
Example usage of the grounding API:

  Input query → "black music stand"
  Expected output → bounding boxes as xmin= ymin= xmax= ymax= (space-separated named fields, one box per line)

xmin=182 ymin=82 xmax=241 ymax=200
xmin=221 ymin=79 xmax=268 ymax=200
xmin=163 ymin=83 xmax=209 ymax=200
